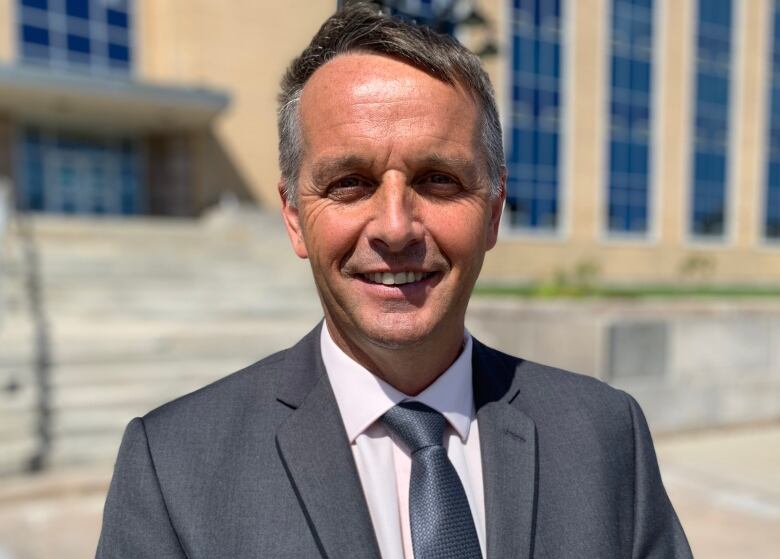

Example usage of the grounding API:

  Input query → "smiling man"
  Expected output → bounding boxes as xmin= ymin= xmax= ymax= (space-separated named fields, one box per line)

xmin=97 ymin=4 xmax=692 ymax=559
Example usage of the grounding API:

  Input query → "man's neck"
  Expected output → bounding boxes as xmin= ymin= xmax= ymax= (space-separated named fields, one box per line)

xmin=324 ymin=319 xmax=465 ymax=396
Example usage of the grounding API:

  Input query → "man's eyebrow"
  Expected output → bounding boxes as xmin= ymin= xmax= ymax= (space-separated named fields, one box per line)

xmin=310 ymin=153 xmax=479 ymax=183
xmin=414 ymin=153 xmax=475 ymax=170
xmin=311 ymin=155 xmax=373 ymax=183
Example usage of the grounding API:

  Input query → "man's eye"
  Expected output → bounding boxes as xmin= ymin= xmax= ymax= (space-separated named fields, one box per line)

xmin=334 ymin=176 xmax=365 ymax=188
xmin=418 ymin=173 xmax=461 ymax=195
xmin=327 ymin=176 xmax=372 ymax=200
xmin=427 ymin=174 xmax=456 ymax=184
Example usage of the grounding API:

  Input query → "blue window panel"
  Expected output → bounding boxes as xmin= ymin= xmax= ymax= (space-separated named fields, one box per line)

xmin=690 ymin=0 xmax=732 ymax=237
xmin=765 ymin=2 xmax=780 ymax=238
xmin=535 ymin=89 xmax=559 ymax=120
xmin=65 ymin=0 xmax=89 ymax=19
xmin=17 ymin=129 xmax=142 ymax=215
xmin=507 ymin=0 xmax=563 ymax=231
xmin=537 ymin=0 xmax=561 ymax=19
xmin=611 ymin=98 xmax=632 ymax=127
xmin=699 ymin=0 xmax=731 ymax=27
xmin=536 ymin=40 xmax=559 ymax=77
xmin=607 ymin=0 xmax=654 ymax=234
xmin=629 ymin=103 xmax=650 ymax=127
xmin=18 ymin=0 xmax=134 ymax=73
xmin=511 ymin=127 xmax=532 ymax=164
xmin=629 ymin=143 xmax=648 ymax=174
xmin=67 ymin=34 xmax=90 ymax=54
xmin=612 ymin=56 xmax=632 ymax=90
xmin=536 ymin=131 xmax=558 ymax=167
xmin=22 ymin=24 xmax=49 ymax=45
xmin=108 ymin=43 xmax=130 ymax=62
xmin=517 ymin=87 xmax=535 ymax=115
xmin=772 ymin=88 xmax=780 ymax=119
xmin=630 ymin=60 xmax=650 ymax=92
xmin=514 ymin=36 xmax=535 ymax=75
xmin=107 ymin=8 xmax=129 ymax=28
xmin=611 ymin=142 xmax=630 ymax=173
xmin=697 ymin=74 xmax=728 ymax=105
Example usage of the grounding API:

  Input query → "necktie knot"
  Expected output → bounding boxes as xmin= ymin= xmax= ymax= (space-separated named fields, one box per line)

xmin=381 ymin=401 xmax=446 ymax=453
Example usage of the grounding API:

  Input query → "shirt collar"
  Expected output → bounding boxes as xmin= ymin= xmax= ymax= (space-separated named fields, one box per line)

xmin=321 ymin=321 xmax=475 ymax=444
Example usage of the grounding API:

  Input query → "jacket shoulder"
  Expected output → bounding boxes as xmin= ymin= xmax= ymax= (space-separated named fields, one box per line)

xmin=475 ymin=340 xmax=633 ymax=425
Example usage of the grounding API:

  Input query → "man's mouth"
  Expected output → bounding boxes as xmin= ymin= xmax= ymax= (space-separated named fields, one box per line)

xmin=358 ymin=271 xmax=435 ymax=286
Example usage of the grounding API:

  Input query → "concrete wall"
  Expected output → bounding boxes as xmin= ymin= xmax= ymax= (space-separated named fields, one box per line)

xmin=467 ymin=298 xmax=780 ymax=432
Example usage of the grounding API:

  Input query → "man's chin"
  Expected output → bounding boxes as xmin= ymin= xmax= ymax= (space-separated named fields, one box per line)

xmin=349 ymin=316 xmax=438 ymax=351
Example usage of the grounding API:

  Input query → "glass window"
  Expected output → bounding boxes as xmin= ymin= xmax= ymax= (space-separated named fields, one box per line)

xmin=65 ymin=0 xmax=89 ymax=19
xmin=690 ymin=0 xmax=733 ymax=238
xmin=17 ymin=0 xmax=134 ymax=74
xmin=507 ymin=0 xmax=564 ymax=231
xmin=16 ymin=127 xmax=143 ymax=215
xmin=106 ymin=8 xmax=128 ymax=28
xmin=607 ymin=0 xmax=654 ymax=235
xmin=765 ymin=1 xmax=780 ymax=239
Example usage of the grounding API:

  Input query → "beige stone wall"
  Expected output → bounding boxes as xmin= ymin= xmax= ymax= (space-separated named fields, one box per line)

xmin=731 ymin=0 xmax=771 ymax=249
xmin=135 ymin=0 xmax=336 ymax=208
xmin=655 ymin=0 xmax=694 ymax=248
xmin=0 ymin=0 xmax=13 ymax=63
xmin=564 ymin=0 xmax=607 ymax=243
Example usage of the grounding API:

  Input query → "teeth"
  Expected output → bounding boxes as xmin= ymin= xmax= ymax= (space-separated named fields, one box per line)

xmin=366 ymin=272 xmax=428 ymax=285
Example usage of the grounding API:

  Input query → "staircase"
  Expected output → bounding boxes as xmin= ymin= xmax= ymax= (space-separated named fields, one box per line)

xmin=0 ymin=207 xmax=322 ymax=475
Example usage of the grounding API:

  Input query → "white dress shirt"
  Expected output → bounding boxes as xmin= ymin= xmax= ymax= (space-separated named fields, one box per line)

xmin=321 ymin=322 xmax=485 ymax=559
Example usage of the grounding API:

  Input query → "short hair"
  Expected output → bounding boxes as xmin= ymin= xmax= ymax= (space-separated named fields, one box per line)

xmin=277 ymin=2 xmax=504 ymax=205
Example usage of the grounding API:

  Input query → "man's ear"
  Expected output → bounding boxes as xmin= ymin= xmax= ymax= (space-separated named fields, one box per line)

xmin=486 ymin=167 xmax=507 ymax=251
xmin=279 ymin=180 xmax=309 ymax=259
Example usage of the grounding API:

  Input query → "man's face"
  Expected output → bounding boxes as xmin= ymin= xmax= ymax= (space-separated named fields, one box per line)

xmin=281 ymin=53 xmax=504 ymax=353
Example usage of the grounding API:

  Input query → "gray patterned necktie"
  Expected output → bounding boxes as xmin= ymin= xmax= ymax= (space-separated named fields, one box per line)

xmin=381 ymin=401 xmax=482 ymax=559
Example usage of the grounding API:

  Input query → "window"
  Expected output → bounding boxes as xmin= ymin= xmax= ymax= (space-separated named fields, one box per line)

xmin=690 ymin=0 xmax=733 ymax=238
xmin=17 ymin=127 xmax=142 ymax=215
xmin=765 ymin=1 xmax=780 ymax=240
xmin=506 ymin=0 xmax=563 ymax=231
xmin=607 ymin=0 xmax=655 ymax=235
xmin=17 ymin=0 xmax=133 ymax=74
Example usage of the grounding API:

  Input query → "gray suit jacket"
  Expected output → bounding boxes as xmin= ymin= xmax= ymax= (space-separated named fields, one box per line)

xmin=96 ymin=324 xmax=692 ymax=558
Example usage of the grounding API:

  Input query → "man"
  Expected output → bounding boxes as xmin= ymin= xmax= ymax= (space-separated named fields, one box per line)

xmin=97 ymin=4 xmax=692 ymax=558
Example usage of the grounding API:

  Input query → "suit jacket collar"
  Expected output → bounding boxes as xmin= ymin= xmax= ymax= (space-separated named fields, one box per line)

xmin=274 ymin=325 xmax=538 ymax=559
xmin=275 ymin=323 xmax=382 ymax=559
xmin=473 ymin=338 xmax=538 ymax=559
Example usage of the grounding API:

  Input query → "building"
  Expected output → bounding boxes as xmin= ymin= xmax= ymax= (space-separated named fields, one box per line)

xmin=1 ymin=0 xmax=780 ymax=284
xmin=0 ymin=0 xmax=332 ymax=215
xmin=483 ymin=0 xmax=780 ymax=285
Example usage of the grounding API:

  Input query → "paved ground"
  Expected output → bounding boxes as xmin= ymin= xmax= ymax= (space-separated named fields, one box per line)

xmin=656 ymin=423 xmax=780 ymax=558
xmin=0 ymin=422 xmax=777 ymax=558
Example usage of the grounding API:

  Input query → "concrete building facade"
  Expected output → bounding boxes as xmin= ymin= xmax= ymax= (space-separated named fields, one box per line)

xmin=483 ymin=0 xmax=780 ymax=285
xmin=1 ymin=0 xmax=780 ymax=285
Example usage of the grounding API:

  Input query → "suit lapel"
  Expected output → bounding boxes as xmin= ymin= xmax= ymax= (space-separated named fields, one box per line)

xmin=275 ymin=325 xmax=381 ymax=559
xmin=473 ymin=340 xmax=538 ymax=559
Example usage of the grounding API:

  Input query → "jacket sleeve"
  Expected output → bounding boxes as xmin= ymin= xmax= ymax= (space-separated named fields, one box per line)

xmin=95 ymin=417 xmax=187 ymax=559
xmin=624 ymin=393 xmax=693 ymax=559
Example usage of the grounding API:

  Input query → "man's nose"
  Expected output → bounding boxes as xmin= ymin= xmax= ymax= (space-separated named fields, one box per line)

xmin=367 ymin=177 xmax=423 ymax=252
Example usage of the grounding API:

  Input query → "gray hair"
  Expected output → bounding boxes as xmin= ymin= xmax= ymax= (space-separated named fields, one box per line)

xmin=277 ymin=2 xmax=504 ymax=205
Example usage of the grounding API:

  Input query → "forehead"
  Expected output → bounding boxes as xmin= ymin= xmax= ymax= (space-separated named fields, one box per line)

xmin=298 ymin=53 xmax=479 ymax=156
